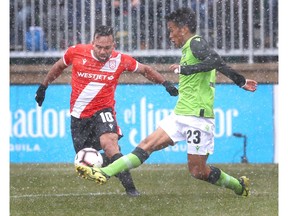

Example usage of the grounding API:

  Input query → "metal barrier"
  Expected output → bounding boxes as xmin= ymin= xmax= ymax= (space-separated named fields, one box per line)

xmin=10 ymin=0 xmax=278 ymax=63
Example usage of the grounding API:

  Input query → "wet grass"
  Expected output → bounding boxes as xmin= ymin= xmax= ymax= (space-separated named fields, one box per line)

xmin=10 ymin=163 xmax=278 ymax=216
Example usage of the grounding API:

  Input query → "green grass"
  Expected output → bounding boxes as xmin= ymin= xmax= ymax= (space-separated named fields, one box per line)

xmin=10 ymin=163 xmax=278 ymax=216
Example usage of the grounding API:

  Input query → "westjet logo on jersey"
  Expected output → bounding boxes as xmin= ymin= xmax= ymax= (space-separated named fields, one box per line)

xmin=77 ymin=71 xmax=114 ymax=81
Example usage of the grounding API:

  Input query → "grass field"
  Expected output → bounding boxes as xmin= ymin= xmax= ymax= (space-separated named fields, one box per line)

xmin=10 ymin=163 xmax=278 ymax=216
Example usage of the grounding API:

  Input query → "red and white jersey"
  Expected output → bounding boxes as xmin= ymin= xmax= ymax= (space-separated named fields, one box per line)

xmin=63 ymin=44 xmax=138 ymax=118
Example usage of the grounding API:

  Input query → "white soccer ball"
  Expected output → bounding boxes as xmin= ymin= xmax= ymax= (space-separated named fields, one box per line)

xmin=74 ymin=147 xmax=103 ymax=168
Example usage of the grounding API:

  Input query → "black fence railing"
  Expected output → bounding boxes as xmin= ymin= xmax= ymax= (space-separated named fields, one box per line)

xmin=10 ymin=0 xmax=278 ymax=63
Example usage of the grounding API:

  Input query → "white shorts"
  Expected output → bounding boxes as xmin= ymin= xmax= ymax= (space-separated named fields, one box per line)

xmin=158 ymin=112 xmax=215 ymax=155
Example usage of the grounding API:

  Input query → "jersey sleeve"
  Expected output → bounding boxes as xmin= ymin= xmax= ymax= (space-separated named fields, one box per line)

xmin=181 ymin=37 xmax=223 ymax=73
xmin=62 ymin=45 xmax=76 ymax=66
xmin=180 ymin=38 xmax=246 ymax=87
xmin=121 ymin=54 xmax=138 ymax=72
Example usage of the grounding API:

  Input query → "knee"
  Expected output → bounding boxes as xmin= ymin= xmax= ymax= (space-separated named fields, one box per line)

xmin=189 ymin=166 xmax=209 ymax=180
xmin=100 ymin=133 xmax=120 ymax=158
xmin=100 ymin=133 xmax=119 ymax=145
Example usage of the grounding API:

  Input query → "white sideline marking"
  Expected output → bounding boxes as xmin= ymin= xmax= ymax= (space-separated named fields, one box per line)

xmin=11 ymin=166 xmax=187 ymax=199
xmin=10 ymin=190 xmax=273 ymax=199
xmin=30 ymin=166 xmax=187 ymax=172
xmin=11 ymin=192 xmax=124 ymax=199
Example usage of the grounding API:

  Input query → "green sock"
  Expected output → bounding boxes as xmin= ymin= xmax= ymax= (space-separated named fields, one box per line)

xmin=215 ymin=170 xmax=242 ymax=194
xmin=100 ymin=153 xmax=142 ymax=177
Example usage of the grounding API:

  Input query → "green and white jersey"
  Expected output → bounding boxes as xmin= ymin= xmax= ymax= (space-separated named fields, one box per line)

xmin=174 ymin=36 xmax=216 ymax=118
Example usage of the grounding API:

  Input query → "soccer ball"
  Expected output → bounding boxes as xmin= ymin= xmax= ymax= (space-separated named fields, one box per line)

xmin=74 ymin=148 xmax=103 ymax=168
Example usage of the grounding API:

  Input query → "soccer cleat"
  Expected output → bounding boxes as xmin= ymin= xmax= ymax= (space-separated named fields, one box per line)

xmin=237 ymin=176 xmax=250 ymax=197
xmin=75 ymin=164 xmax=109 ymax=185
xmin=126 ymin=188 xmax=141 ymax=197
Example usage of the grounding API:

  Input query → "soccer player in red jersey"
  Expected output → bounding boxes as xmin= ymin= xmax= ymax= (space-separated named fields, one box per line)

xmin=35 ymin=25 xmax=178 ymax=196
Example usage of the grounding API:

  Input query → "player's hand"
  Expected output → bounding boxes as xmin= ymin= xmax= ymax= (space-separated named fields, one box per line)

xmin=162 ymin=81 xmax=178 ymax=96
xmin=242 ymin=79 xmax=257 ymax=92
xmin=35 ymin=84 xmax=48 ymax=106
xmin=169 ymin=64 xmax=181 ymax=74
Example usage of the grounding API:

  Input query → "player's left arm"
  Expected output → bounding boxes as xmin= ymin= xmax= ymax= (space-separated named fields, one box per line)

xmin=137 ymin=63 xmax=165 ymax=84
xmin=241 ymin=79 xmax=258 ymax=92
xmin=169 ymin=37 xmax=224 ymax=75
xmin=170 ymin=37 xmax=257 ymax=92
xmin=137 ymin=63 xmax=178 ymax=96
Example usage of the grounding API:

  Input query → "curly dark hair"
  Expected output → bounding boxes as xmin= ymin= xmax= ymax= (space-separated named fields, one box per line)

xmin=165 ymin=7 xmax=197 ymax=33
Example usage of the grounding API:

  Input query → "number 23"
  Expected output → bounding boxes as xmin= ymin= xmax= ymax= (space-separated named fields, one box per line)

xmin=187 ymin=130 xmax=201 ymax=144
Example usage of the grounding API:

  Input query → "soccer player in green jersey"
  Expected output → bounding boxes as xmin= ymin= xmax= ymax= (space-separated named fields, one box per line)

xmin=76 ymin=7 xmax=257 ymax=196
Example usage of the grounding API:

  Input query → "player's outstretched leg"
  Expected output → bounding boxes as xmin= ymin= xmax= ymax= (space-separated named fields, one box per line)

xmin=75 ymin=164 xmax=108 ymax=185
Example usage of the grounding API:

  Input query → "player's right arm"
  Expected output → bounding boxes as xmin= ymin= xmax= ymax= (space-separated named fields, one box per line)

xmin=41 ymin=58 xmax=68 ymax=87
xmin=35 ymin=58 xmax=68 ymax=106
xmin=35 ymin=45 xmax=74 ymax=106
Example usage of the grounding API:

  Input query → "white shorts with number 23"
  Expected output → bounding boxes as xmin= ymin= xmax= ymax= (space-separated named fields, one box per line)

xmin=158 ymin=112 xmax=215 ymax=155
